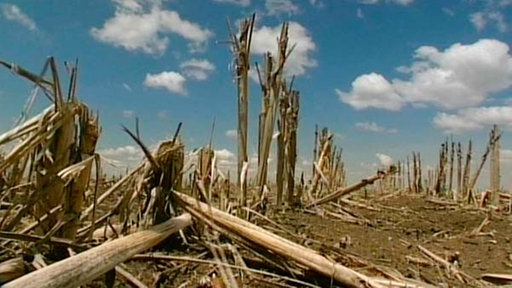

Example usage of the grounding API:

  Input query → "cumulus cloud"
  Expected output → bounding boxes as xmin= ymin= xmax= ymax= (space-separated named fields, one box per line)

xmin=501 ymin=149 xmax=512 ymax=162
xmin=122 ymin=83 xmax=133 ymax=92
xmin=338 ymin=39 xmax=512 ymax=111
xmin=359 ymin=0 xmax=414 ymax=5
xmin=90 ymin=0 xmax=214 ymax=55
xmin=213 ymin=0 xmax=251 ymax=6
xmin=500 ymin=0 xmax=512 ymax=7
xmin=101 ymin=145 xmax=140 ymax=158
xmin=470 ymin=11 xmax=507 ymax=32
xmin=99 ymin=144 xmax=146 ymax=173
xmin=390 ymin=0 xmax=414 ymax=5
xmin=157 ymin=110 xmax=170 ymax=120
xmin=99 ymin=145 xmax=143 ymax=169
xmin=265 ymin=0 xmax=300 ymax=16
xmin=1 ymin=4 xmax=37 ymax=31
xmin=376 ymin=153 xmax=393 ymax=166
xmin=433 ymin=106 xmax=512 ymax=133
xmin=122 ymin=109 xmax=135 ymax=118
xmin=355 ymin=122 xmax=397 ymax=133
xmin=309 ymin=0 xmax=325 ymax=8
xmin=112 ymin=0 xmax=143 ymax=12
xmin=215 ymin=148 xmax=236 ymax=160
xmin=357 ymin=8 xmax=364 ymax=19
xmin=251 ymin=21 xmax=317 ymax=77
xmin=469 ymin=0 xmax=509 ymax=33
xmin=144 ymin=71 xmax=187 ymax=95
xmin=337 ymin=73 xmax=404 ymax=111
xmin=214 ymin=148 xmax=237 ymax=171
xmin=210 ymin=149 xmax=277 ymax=178
xmin=395 ymin=40 xmax=512 ymax=107
xmin=185 ymin=148 xmax=240 ymax=177
xmin=225 ymin=129 xmax=237 ymax=139
xmin=180 ymin=58 xmax=215 ymax=80
xmin=470 ymin=12 xmax=487 ymax=31
xmin=443 ymin=7 xmax=455 ymax=16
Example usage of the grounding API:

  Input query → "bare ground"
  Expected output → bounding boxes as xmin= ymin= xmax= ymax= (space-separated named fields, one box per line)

xmin=97 ymin=192 xmax=512 ymax=288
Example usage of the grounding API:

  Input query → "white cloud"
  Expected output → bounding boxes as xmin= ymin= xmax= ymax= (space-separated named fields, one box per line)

xmin=112 ymin=0 xmax=143 ymax=13
xmin=99 ymin=144 xmax=144 ymax=173
xmin=213 ymin=0 xmax=251 ymax=6
xmin=376 ymin=153 xmax=393 ymax=166
xmin=225 ymin=129 xmax=237 ymax=139
xmin=144 ymin=71 xmax=187 ymax=95
xmin=122 ymin=110 xmax=135 ymax=118
xmin=90 ymin=0 xmax=214 ymax=55
xmin=309 ymin=0 xmax=325 ymax=8
xmin=214 ymin=148 xmax=237 ymax=171
xmin=500 ymin=0 xmax=512 ymax=7
xmin=390 ymin=0 xmax=414 ymax=5
xmin=337 ymin=73 xmax=404 ymax=111
xmin=357 ymin=8 xmax=364 ymax=19
xmin=433 ymin=106 xmax=512 ymax=133
xmin=488 ymin=11 xmax=508 ymax=32
xmin=100 ymin=145 xmax=141 ymax=159
xmin=359 ymin=0 xmax=379 ymax=4
xmin=265 ymin=0 xmax=300 ymax=16
xmin=122 ymin=83 xmax=133 ymax=92
xmin=215 ymin=148 xmax=236 ymax=160
xmin=443 ymin=7 xmax=455 ymax=16
xmin=210 ymin=149 xmax=277 ymax=178
xmin=300 ymin=158 xmax=311 ymax=166
xmin=338 ymin=39 xmax=512 ymax=111
xmin=359 ymin=0 xmax=413 ymax=5
xmin=180 ymin=58 xmax=215 ymax=80
xmin=470 ymin=12 xmax=487 ymax=31
xmin=469 ymin=1 xmax=509 ymax=33
xmin=157 ymin=110 xmax=169 ymax=120
xmin=395 ymin=39 xmax=512 ymax=108
xmin=360 ymin=161 xmax=378 ymax=169
xmin=1 ymin=4 xmax=37 ymax=31
xmin=355 ymin=122 xmax=397 ymax=133
xmin=501 ymin=149 xmax=512 ymax=162
xmin=251 ymin=22 xmax=317 ymax=76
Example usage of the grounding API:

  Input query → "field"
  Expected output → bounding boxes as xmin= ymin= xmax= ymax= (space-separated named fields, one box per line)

xmin=105 ymin=192 xmax=511 ymax=288
xmin=1 ymin=16 xmax=512 ymax=288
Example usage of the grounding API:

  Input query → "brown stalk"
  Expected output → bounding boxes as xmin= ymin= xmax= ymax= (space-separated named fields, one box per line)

xmin=4 ymin=213 xmax=192 ymax=288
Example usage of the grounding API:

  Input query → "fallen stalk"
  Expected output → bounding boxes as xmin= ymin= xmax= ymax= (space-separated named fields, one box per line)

xmin=0 ymin=231 xmax=87 ymax=251
xmin=307 ymin=170 xmax=392 ymax=208
xmin=131 ymin=253 xmax=322 ymax=288
xmin=3 ymin=213 xmax=192 ymax=288
xmin=176 ymin=191 xmax=397 ymax=288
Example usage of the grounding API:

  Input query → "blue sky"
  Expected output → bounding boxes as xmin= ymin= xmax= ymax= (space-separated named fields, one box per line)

xmin=1 ymin=0 xmax=512 ymax=188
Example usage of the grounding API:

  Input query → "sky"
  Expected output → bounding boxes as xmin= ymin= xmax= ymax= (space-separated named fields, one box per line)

xmin=1 ymin=0 xmax=512 ymax=189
